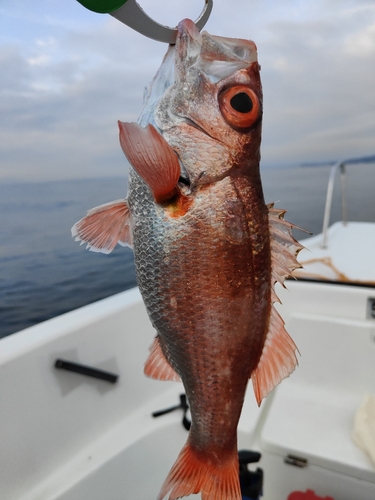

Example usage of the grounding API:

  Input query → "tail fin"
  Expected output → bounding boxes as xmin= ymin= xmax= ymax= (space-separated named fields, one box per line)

xmin=158 ymin=442 xmax=241 ymax=500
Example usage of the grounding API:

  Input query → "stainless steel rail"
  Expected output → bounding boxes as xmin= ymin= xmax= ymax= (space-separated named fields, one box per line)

xmin=321 ymin=154 xmax=375 ymax=248
xmin=321 ymin=161 xmax=347 ymax=248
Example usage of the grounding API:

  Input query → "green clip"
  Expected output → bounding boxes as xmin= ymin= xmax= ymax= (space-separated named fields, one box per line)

xmin=76 ymin=0 xmax=213 ymax=44
xmin=76 ymin=0 xmax=127 ymax=14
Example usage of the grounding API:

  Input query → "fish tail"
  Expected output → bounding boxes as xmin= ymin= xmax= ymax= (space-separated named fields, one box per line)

xmin=157 ymin=442 xmax=241 ymax=500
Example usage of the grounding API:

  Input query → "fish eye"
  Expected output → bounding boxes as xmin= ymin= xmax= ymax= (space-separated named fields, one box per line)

xmin=230 ymin=92 xmax=253 ymax=113
xmin=219 ymin=85 xmax=261 ymax=130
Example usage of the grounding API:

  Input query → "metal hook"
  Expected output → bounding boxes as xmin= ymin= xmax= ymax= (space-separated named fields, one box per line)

xmin=76 ymin=0 xmax=213 ymax=44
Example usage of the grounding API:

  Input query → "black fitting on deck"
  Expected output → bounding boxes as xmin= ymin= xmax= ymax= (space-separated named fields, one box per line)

xmin=152 ymin=394 xmax=191 ymax=430
xmin=238 ymin=449 xmax=263 ymax=500
xmin=54 ymin=358 xmax=118 ymax=384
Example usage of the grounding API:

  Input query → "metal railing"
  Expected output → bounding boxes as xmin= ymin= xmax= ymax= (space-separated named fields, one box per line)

xmin=320 ymin=155 xmax=375 ymax=249
xmin=321 ymin=161 xmax=347 ymax=248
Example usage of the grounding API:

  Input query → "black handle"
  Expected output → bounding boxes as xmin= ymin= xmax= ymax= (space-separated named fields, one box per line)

xmin=55 ymin=358 xmax=118 ymax=384
xmin=152 ymin=394 xmax=191 ymax=431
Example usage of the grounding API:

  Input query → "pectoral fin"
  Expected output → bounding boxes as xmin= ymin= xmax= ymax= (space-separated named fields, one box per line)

xmin=72 ymin=199 xmax=132 ymax=254
xmin=118 ymin=122 xmax=181 ymax=204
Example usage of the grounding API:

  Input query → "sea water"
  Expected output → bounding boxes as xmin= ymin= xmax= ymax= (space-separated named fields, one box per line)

xmin=1 ymin=164 xmax=374 ymax=338
xmin=0 ymin=177 xmax=135 ymax=338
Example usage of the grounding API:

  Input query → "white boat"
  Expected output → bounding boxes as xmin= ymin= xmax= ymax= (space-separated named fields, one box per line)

xmin=1 ymin=160 xmax=375 ymax=500
xmin=293 ymin=159 xmax=375 ymax=285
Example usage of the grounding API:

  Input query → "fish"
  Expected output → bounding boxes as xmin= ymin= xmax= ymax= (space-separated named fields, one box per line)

xmin=72 ymin=18 xmax=303 ymax=500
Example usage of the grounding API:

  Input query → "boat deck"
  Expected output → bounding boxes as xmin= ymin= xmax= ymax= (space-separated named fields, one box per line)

xmin=1 ymin=279 xmax=375 ymax=499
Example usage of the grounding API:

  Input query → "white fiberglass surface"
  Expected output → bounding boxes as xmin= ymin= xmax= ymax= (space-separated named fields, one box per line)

xmin=55 ymin=399 xmax=260 ymax=500
xmin=57 ymin=421 xmax=198 ymax=500
xmin=262 ymin=281 xmax=375 ymax=482
xmin=42 ymin=383 xmax=262 ymax=500
xmin=296 ymin=221 xmax=375 ymax=283
xmin=1 ymin=284 xmax=263 ymax=500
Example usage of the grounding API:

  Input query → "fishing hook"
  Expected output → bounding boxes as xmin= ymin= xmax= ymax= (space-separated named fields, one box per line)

xmin=76 ymin=0 xmax=213 ymax=44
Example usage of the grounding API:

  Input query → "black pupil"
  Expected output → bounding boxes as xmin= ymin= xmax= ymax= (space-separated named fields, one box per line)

xmin=230 ymin=92 xmax=253 ymax=113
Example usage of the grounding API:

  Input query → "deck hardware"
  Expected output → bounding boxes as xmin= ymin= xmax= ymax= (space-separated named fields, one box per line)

xmin=284 ymin=454 xmax=308 ymax=468
xmin=321 ymin=161 xmax=346 ymax=248
xmin=54 ymin=359 xmax=118 ymax=383
xmin=152 ymin=393 xmax=191 ymax=430
xmin=238 ymin=450 xmax=263 ymax=499
xmin=367 ymin=298 xmax=375 ymax=320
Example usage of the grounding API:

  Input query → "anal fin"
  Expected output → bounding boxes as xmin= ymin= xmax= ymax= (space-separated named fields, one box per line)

xmin=144 ymin=337 xmax=181 ymax=382
xmin=251 ymin=305 xmax=298 ymax=406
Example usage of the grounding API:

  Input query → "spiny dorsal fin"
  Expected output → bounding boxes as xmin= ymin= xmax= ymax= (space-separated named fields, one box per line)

xmin=268 ymin=203 xmax=305 ymax=294
xmin=72 ymin=199 xmax=132 ymax=254
xmin=251 ymin=204 xmax=305 ymax=405
xmin=144 ymin=336 xmax=181 ymax=382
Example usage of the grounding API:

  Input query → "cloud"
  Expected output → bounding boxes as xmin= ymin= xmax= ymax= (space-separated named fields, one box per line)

xmin=345 ymin=22 xmax=375 ymax=57
xmin=0 ymin=0 xmax=374 ymax=181
xmin=255 ymin=3 xmax=375 ymax=165
xmin=0 ymin=16 xmax=165 ymax=181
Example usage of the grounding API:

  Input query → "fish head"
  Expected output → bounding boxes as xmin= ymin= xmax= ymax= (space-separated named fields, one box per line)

xmin=155 ymin=19 xmax=263 ymax=188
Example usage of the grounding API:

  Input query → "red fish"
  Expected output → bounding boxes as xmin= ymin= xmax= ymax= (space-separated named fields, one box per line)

xmin=72 ymin=19 xmax=302 ymax=500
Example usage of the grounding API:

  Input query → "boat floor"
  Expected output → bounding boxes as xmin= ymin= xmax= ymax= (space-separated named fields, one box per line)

xmin=2 ymin=279 xmax=375 ymax=499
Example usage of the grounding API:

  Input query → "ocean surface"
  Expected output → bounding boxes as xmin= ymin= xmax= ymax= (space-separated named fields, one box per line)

xmin=1 ymin=163 xmax=374 ymax=338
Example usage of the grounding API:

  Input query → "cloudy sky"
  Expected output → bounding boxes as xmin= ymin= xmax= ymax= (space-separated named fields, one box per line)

xmin=0 ymin=0 xmax=374 ymax=182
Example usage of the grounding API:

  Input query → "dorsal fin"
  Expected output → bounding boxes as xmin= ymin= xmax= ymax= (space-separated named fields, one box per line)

xmin=268 ymin=203 xmax=306 ymax=295
xmin=118 ymin=122 xmax=180 ymax=204
xmin=251 ymin=204 xmax=305 ymax=405
xmin=144 ymin=336 xmax=181 ymax=382
xmin=72 ymin=199 xmax=132 ymax=254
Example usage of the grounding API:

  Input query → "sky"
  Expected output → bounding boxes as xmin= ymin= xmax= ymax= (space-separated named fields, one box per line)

xmin=0 ymin=0 xmax=374 ymax=182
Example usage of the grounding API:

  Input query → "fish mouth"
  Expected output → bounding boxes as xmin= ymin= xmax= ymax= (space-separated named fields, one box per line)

xmin=176 ymin=19 xmax=258 ymax=83
xmin=177 ymin=19 xmax=201 ymax=43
